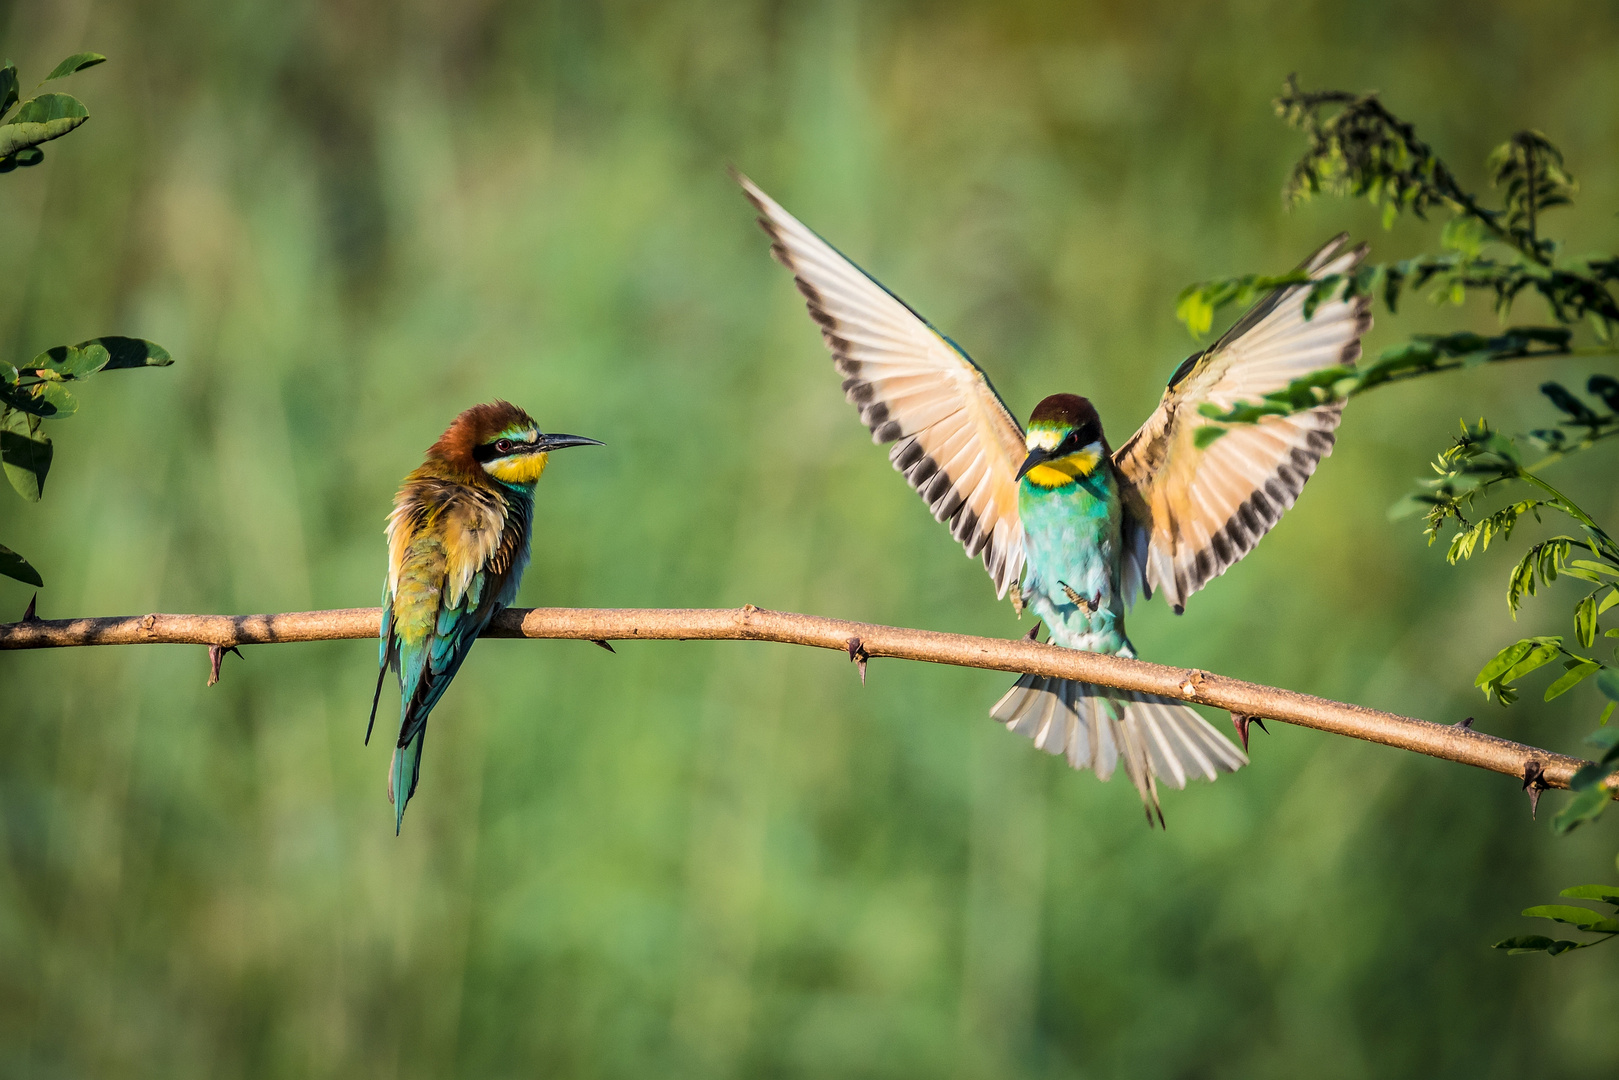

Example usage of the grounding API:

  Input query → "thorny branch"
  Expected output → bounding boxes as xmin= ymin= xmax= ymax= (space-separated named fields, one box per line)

xmin=1 ymin=603 xmax=1611 ymax=803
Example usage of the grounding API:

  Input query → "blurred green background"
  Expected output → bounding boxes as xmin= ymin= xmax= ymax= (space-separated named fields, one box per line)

xmin=3 ymin=0 xmax=1619 ymax=1076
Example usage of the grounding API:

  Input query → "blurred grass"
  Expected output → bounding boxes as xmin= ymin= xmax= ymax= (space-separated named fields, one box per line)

xmin=2 ymin=0 xmax=1619 ymax=1076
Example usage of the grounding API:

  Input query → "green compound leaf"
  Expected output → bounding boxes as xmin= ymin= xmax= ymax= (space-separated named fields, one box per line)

xmin=1552 ymin=785 xmax=1611 ymax=835
xmin=0 ymin=92 xmax=88 ymax=161
xmin=45 ymin=53 xmax=106 ymax=81
xmin=1545 ymin=658 xmax=1601 ymax=701
xmin=28 ymin=341 xmax=110 ymax=380
xmin=91 ymin=336 xmax=172 ymax=370
xmin=13 ymin=92 xmax=89 ymax=125
xmin=1522 ymin=904 xmax=1608 ymax=928
xmin=1476 ymin=637 xmax=1562 ymax=702
xmin=1598 ymin=669 xmax=1619 ymax=702
xmin=22 ymin=339 xmax=170 ymax=380
xmin=1493 ymin=935 xmax=1589 ymax=955
xmin=1 ymin=409 xmax=51 ymax=501
xmin=1560 ymin=884 xmax=1619 ymax=908
xmin=0 ymin=379 xmax=77 ymax=418
xmin=1176 ymin=287 xmax=1215 ymax=339
xmin=0 ymin=540 xmax=42 ymax=586
xmin=1586 ymin=727 xmax=1619 ymax=757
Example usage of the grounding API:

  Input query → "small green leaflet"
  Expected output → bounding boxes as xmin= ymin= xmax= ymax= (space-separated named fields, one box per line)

xmin=1493 ymin=934 xmax=1585 ymax=956
xmin=1559 ymin=884 xmax=1619 ymax=906
xmin=1597 ymin=669 xmax=1619 ymax=703
xmin=0 ymin=409 xmax=52 ymax=501
xmin=1521 ymin=904 xmax=1617 ymax=929
xmin=44 ymin=53 xmax=106 ymax=81
xmin=0 ymin=540 xmax=42 ymax=587
xmin=1544 ymin=657 xmax=1600 ymax=701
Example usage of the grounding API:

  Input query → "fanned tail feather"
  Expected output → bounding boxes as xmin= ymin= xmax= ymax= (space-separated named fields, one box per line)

xmin=990 ymin=674 xmax=1247 ymax=826
xmin=388 ymin=726 xmax=427 ymax=835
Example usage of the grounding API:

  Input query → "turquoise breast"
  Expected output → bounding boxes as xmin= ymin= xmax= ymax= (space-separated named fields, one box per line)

xmin=1017 ymin=465 xmax=1134 ymax=656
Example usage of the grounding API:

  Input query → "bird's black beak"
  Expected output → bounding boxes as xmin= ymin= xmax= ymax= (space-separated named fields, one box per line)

xmin=536 ymin=433 xmax=604 ymax=452
xmin=1015 ymin=446 xmax=1053 ymax=481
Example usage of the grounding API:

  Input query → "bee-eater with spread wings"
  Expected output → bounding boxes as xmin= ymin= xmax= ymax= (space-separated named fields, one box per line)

xmin=738 ymin=174 xmax=1370 ymax=824
xmin=369 ymin=401 xmax=601 ymax=833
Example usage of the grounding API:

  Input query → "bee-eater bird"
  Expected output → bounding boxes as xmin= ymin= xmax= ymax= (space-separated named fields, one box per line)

xmin=369 ymin=401 xmax=602 ymax=833
xmin=738 ymin=174 xmax=1371 ymax=824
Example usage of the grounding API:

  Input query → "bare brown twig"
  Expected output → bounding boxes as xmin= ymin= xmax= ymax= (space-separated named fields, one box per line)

xmin=1 ymin=604 xmax=1609 ymax=798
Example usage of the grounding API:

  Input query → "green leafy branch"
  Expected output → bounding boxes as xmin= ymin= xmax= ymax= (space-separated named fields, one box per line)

xmin=1177 ymin=79 xmax=1618 ymax=447
xmin=0 ymin=53 xmax=170 ymax=587
xmin=1394 ymin=383 xmax=1619 ymax=946
xmin=1400 ymin=383 xmax=1619 ymax=728
xmin=1494 ymin=731 xmax=1619 ymax=956
xmin=1496 ymin=877 xmax=1619 ymax=956
xmin=0 ymin=52 xmax=104 ymax=172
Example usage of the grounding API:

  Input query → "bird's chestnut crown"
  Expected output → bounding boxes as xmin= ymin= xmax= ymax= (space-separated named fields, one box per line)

xmin=427 ymin=400 xmax=602 ymax=485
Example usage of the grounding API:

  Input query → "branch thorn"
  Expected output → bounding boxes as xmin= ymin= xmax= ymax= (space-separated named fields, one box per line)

xmin=591 ymin=639 xmax=616 ymax=653
xmin=21 ymin=594 xmax=38 ymax=623
xmin=1024 ymin=622 xmax=1041 ymax=642
xmin=846 ymin=636 xmax=869 ymax=685
xmin=1230 ymin=713 xmax=1268 ymax=752
xmin=1454 ymin=716 xmax=1475 ymax=730
xmin=207 ymin=643 xmax=244 ymax=687
xmin=1523 ymin=759 xmax=1548 ymax=818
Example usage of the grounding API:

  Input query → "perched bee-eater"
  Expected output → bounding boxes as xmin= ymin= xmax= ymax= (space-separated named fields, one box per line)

xmin=739 ymin=174 xmax=1370 ymax=824
xmin=369 ymin=401 xmax=601 ymax=832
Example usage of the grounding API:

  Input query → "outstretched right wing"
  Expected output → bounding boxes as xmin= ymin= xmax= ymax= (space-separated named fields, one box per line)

xmin=739 ymin=173 xmax=1028 ymax=597
xmin=1112 ymin=235 xmax=1372 ymax=612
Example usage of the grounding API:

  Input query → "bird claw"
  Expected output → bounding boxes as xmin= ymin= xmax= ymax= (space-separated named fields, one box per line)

xmin=1058 ymin=580 xmax=1093 ymax=614
xmin=207 ymin=643 xmax=245 ymax=687
xmin=1523 ymin=759 xmax=1548 ymax=818
xmin=846 ymin=636 xmax=870 ymax=685
xmin=1230 ymin=712 xmax=1268 ymax=753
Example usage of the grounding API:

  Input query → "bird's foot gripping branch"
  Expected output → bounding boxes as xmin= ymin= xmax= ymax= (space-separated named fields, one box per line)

xmin=2 ymin=602 xmax=1612 ymax=808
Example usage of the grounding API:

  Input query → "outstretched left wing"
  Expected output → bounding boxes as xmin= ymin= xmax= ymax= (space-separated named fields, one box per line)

xmin=1113 ymin=235 xmax=1372 ymax=612
xmin=739 ymin=173 xmax=1028 ymax=597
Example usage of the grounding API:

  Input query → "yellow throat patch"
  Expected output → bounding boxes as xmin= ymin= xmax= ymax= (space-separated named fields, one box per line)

xmin=1023 ymin=447 xmax=1101 ymax=488
xmin=485 ymin=452 xmax=549 ymax=485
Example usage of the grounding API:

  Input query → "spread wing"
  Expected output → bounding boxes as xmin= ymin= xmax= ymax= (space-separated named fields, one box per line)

xmin=1113 ymin=235 xmax=1372 ymax=612
xmin=739 ymin=173 xmax=1027 ymax=597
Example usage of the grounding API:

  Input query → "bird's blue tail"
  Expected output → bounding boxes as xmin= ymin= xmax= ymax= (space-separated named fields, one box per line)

xmin=389 ymin=726 xmax=426 ymax=835
xmin=990 ymin=674 xmax=1247 ymax=826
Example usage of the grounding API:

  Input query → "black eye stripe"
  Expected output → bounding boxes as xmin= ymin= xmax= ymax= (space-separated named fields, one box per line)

xmin=1056 ymin=423 xmax=1098 ymax=456
xmin=472 ymin=437 xmax=541 ymax=462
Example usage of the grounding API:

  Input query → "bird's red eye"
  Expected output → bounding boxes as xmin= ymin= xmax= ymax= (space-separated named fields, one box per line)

xmin=495 ymin=439 xmax=514 ymax=454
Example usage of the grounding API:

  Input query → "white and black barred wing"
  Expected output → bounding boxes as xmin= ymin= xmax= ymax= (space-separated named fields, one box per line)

xmin=739 ymin=173 xmax=1027 ymax=597
xmin=1113 ymin=235 xmax=1372 ymax=612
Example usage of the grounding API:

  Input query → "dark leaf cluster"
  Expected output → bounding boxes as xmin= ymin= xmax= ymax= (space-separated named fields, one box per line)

xmin=0 ymin=53 xmax=102 ymax=172
xmin=0 ymin=53 xmax=169 ymax=588
xmin=1495 ymin=879 xmax=1619 ymax=955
